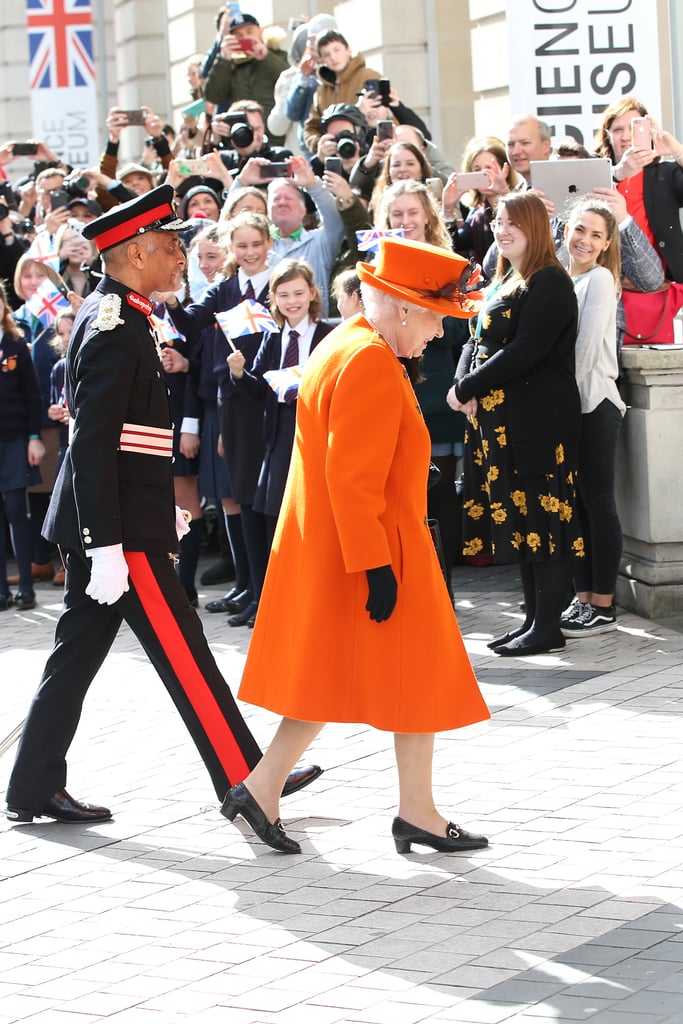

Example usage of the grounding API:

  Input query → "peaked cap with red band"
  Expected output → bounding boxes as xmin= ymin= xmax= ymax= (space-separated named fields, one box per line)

xmin=82 ymin=183 xmax=189 ymax=254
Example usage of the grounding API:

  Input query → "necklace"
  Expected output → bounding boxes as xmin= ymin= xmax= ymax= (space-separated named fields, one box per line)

xmin=473 ymin=267 xmax=513 ymax=341
xmin=366 ymin=315 xmax=398 ymax=354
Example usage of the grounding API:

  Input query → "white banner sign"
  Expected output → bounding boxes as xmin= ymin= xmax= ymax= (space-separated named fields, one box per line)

xmin=26 ymin=0 xmax=100 ymax=167
xmin=507 ymin=0 xmax=662 ymax=146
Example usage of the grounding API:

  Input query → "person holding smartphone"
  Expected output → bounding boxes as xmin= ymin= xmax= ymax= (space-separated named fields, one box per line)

xmin=595 ymin=96 xmax=683 ymax=285
xmin=203 ymin=12 xmax=288 ymax=132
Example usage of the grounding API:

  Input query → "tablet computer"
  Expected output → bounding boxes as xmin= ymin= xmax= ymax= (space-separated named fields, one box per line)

xmin=529 ymin=158 xmax=613 ymax=214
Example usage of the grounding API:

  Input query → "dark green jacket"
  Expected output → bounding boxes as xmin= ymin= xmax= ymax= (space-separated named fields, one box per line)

xmin=204 ymin=49 xmax=288 ymax=125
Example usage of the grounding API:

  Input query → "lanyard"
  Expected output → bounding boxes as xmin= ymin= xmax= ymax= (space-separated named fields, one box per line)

xmin=473 ymin=268 xmax=513 ymax=342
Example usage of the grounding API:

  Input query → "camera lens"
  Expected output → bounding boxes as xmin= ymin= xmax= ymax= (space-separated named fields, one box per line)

xmin=230 ymin=122 xmax=254 ymax=148
xmin=337 ymin=138 xmax=357 ymax=160
xmin=64 ymin=175 xmax=89 ymax=198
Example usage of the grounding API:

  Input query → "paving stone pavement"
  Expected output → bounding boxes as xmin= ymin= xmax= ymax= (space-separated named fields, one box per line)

xmin=1 ymin=560 xmax=682 ymax=1024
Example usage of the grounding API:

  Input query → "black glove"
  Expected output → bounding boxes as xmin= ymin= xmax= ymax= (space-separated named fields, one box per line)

xmin=365 ymin=565 xmax=398 ymax=623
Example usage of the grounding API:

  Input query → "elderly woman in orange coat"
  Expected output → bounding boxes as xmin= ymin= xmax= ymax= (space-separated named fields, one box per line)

xmin=221 ymin=237 xmax=491 ymax=855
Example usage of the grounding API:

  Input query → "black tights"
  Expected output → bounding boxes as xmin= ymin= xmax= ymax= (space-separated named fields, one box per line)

xmin=515 ymin=559 xmax=573 ymax=640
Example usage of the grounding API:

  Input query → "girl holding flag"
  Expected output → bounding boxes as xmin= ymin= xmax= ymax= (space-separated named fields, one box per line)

xmin=164 ymin=212 xmax=282 ymax=627
xmin=226 ymin=258 xmax=334 ymax=545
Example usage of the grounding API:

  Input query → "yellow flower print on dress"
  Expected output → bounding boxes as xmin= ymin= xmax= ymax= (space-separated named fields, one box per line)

xmin=526 ymin=532 xmax=542 ymax=552
xmin=555 ymin=443 xmax=565 ymax=464
xmin=486 ymin=465 xmax=499 ymax=485
xmin=463 ymin=538 xmax=484 ymax=557
xmin=491 ymin=503 xmax=507 ymax=524
xmin=482 ymin=438 xmax=490 ymax=456
xmin=480 ymin=389 xmax=505 ymax=412
xmin=511 ymin=531 xmax=524 ymax=550
xmin=559 ymin=502 xmax=573 ymax=522
xmin=464 ymin=500 xmax=485 ymax=520
xmin=501 ymin=308 xmax=512 ymax=318
xmin=539 ymin=493 xmax=560 ymax=513
xmin=495 ymin=426 xmax=507 ymax=447
xmin=473 ymin=447 xmax=484 ymax=466
xmin=573 ymin=537 xmax=585 ymax=557
xmin=511 ymin=489 xmax=527 ymax=515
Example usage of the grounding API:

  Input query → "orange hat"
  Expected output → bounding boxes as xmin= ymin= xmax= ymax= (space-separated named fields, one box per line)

xmin=357 ymin=237 xmax=483 ymax=318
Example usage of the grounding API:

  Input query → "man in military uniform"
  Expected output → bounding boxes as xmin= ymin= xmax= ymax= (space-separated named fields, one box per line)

xmin=5 ymin=185 xmax=320 ymax=824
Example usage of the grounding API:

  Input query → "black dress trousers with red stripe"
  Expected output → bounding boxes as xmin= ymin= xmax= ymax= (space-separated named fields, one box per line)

xmin=6 ymin=276 xmax=263 ymax=814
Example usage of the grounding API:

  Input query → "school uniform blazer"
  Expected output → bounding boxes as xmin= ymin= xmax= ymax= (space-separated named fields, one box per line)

xmin=43 ymin=276 xmax=177 ymax=554
xmin=234 ymin=320 xmax=334 ymax=448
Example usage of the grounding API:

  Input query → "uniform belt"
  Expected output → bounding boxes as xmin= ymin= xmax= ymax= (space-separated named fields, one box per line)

xmin=119 ymin=422 xmax=173 ymax=457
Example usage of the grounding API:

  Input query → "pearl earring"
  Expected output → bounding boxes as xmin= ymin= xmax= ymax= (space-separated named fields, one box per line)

xmin=401 ymin=318 xmax=407 ymax=326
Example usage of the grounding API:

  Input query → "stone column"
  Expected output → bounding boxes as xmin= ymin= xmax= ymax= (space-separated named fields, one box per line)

xmin=616 ymin=346 xmax=683 ymax=617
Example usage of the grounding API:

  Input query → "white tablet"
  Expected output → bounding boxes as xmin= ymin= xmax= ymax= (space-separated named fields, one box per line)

xmin=529 ymin=158 xmax=614 ymax=214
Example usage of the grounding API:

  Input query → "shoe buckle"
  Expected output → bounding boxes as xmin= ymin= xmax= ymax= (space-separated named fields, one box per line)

xmin=447 ymin=825 xmax=461 ymax=839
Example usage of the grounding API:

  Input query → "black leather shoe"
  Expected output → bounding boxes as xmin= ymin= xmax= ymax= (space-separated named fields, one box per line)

xmin=0 ymin=593 xmax=12 ymax=611
xmin=487 ymin=628 xmax=526 ymax=650
xmin=6 ymin=789 xmax=112 ymax=824
xmin=220 ymin=782 xmax=301 ymax=853
xmin=199 ymin=559 xmax=235 ymax=586
xmin=205 ymin=586 xmax=245 ymax=614
xmin=228 ymin=601 xmax=258 ymax=627
xmin=392 ymin=816 xmax=488 ymax=854
xmin=496 ymin=633 xmax=565 ymax=657
xmin=14 ymin=592 xmax=36 ymax=611
xmin=225 ymin=588 xmax=253 ymax=614
xmin=281 ymin=765 xmax=323 ymax=799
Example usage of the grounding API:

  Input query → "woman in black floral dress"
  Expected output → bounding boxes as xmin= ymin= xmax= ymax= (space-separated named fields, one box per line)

xmin=448 ymin=192 xmax=582 ymax=656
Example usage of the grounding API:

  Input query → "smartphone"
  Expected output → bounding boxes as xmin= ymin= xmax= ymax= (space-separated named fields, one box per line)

xmin=12 ymin=142 xmax=39 ymax=157
xmin=259 ymin=162 xmax=291 ymax=178
xmin=457 ymin=170 xmax=490 ymax=191
xmin=324 ymin=156 xmax=343 ymax=175
xmin=425 ymin=177 xmax=443 ymax=201
xmin=377 ymin=120 xmax=394 ymax=142
xmin=49 ymin=189 xmax=70 ymax=210
xmin=379 ymin=78 xmax=391 ymax=103
xmin=364 ymin=79 xmax=380 ymax=94
xmin=176 ymin=158 xmax=210 ymax=176
xmin=236 ymin=38 xmax=254 ymax=52
xmin=120 ymin=109 xmax=147 ymax=126
xmin=631 ymin=116 xmax=652 ymax=150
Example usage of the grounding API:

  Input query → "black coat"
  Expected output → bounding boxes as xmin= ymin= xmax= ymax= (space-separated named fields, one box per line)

xmin=43 ymin=276 xmax=177 ymax=554
xmin=455 ymin=264 xmax=580 ymax=477
xmin=642 ymin=160 xmax=683 ymax=283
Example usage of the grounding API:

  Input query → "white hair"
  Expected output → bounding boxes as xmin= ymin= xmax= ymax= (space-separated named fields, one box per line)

xmin=360 ymin=281 xmax=430 ymax=320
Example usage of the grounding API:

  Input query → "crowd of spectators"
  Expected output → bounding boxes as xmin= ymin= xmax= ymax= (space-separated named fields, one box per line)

xmin=0 ymin=2 xmax=681 ymax=623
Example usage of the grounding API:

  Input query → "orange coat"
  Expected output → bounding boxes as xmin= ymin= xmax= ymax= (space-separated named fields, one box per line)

xmin=238 ymin=316 xmax=490 ymax=734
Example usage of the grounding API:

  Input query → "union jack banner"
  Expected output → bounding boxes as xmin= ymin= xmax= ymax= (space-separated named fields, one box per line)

xmin=215 ymin=300 xmax=279 ymax=340
xmin=26 ymin=278 xmax=70 ymax=327
xmin=27 ymin=0 xmax=95 ymax=90
xmin=355 ymin=229 xmax=405 ymax=253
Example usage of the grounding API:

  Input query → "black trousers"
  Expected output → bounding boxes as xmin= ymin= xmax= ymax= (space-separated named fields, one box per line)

xmin=6 ymin=549 xmax=262 ymax=812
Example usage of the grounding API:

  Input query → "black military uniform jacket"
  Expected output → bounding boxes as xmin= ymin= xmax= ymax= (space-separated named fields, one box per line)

xmin=43 ymin=275 xmax=177 ymax=555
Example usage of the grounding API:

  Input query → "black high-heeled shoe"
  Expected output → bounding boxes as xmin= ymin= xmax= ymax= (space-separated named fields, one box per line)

xmin=392 ymin=816 xmax=488 ymax=854
xmin=220 ymin=783 xmax=301 ymax=854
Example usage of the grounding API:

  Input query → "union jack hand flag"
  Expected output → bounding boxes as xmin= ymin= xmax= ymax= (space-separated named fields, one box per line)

xmin=215 ymin=300 xmax=279 ymax=340
xmin=355 ymin=229 xmax=405 ymax=253
xmin=263 ymin=366 xmax=304 ymax=403
xmin=151 ymin=311 xmax=184 ymax=347
xmin=27 ymin=231 xmax=60 ymax=274
xmin=27 ymin=0 xmax=95 ymax=90
xmin=26 ymin=278 xmax=70 ymax=327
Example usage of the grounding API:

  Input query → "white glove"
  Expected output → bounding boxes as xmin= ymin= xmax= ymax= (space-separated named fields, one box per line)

xmin=85 ymin=544 xmax=130 ymax=605
xmin=175 ymin=506 xmax=191 ymax=542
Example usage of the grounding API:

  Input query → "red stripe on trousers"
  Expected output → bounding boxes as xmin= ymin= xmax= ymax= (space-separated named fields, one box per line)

xmin=125 ymin=551 xmax=251 ymax=783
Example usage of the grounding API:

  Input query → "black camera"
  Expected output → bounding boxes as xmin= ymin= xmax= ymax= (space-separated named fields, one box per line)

xmin=0 ymin=201 xmax=9 ymax=221
xmin=0 ymin=180 xmax=17 ymax=210
xmin=335 ymin=131 xmax=358 ymax=160
xmin=219 ymin=113 xmax=255 ymax=149
xmin=63 ymin=173 xmax=90 ymax=198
